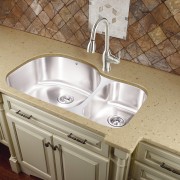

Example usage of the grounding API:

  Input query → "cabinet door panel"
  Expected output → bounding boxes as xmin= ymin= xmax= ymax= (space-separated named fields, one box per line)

xmin=7 ymin=113 xmax=56 ymax=180
xmin=54 ymin=135 xmax=109 ymax=180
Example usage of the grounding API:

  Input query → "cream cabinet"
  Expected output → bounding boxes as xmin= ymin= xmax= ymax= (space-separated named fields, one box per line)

xmin=130 ymin=142 xmax=180 ymax=180
xmin=6 ymin=113 xmax=109 ymax=180
xmin=3 ymin=95 xmax=130 ymax=180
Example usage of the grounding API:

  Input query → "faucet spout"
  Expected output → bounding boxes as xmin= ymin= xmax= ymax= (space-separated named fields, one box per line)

xmin=87 ymin=18 xmax=121 ymax=72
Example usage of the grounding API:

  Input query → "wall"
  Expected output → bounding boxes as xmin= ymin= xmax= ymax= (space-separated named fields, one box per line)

xmin=0 ymin=0 xmax=179 ymax=75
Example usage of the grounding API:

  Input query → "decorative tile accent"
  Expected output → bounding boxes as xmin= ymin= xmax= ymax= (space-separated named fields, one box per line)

xmin=0 ymin=0 xmax=179 ymax=75
xmin=89 ymin=0 xmax=131 ymax=39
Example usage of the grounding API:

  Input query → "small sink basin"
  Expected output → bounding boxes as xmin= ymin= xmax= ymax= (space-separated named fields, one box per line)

xmin=83 ymin=79 xmax=147 ymax=128
xmin=7 ymin=56 xmax=147 ymax=128
xmin=7 ymin=56 xmax=101 ymax=108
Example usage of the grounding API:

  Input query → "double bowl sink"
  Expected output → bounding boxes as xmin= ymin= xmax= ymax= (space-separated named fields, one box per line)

xmin=7 ymin=56 xmax=147 ymax=128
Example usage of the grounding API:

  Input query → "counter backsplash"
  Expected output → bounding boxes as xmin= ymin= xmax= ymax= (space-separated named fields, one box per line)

xmin=0 ymin=0 xmax=179 ymax=75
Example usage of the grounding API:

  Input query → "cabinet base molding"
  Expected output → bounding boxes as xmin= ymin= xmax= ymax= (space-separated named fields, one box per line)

xmin=9 ymin=156 xmax=21 ymax=173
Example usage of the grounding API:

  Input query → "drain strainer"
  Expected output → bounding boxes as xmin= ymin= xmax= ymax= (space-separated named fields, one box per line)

xmin=57 ymin=95 xmax=74 ymax=104
xmin=107 ymin=115 xmax=125 ymax=127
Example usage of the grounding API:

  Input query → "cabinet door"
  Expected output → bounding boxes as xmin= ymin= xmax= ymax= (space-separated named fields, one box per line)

xmin=6 ymin=113 xmax=56 ymax=180
xmin=53 ymin=135 xmax=109 ymax=180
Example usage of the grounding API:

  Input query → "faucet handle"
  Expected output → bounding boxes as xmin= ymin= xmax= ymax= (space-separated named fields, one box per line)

xmin=108 ymin=50 xmax=121 ymax=64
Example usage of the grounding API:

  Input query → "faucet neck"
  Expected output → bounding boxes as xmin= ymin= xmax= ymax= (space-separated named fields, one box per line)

xmin=90 ymin=18 xmax=109 ymax=52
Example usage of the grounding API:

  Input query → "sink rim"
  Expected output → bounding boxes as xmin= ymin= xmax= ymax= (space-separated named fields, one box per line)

xmin=6 ymin=55 xmax=148 ymax=128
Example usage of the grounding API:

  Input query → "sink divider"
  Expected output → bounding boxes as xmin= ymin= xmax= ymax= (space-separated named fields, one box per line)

xmin=68 ymin=76 xmax=110 ymax=118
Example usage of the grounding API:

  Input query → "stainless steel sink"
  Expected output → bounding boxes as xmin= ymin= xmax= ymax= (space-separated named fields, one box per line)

xmin=7 ymin=56 xmax=147 ymax=128
xmin=7 ymin=56 xmax=101 ymax=108
xmin=83 ymin=79 xmax=147 ymax=128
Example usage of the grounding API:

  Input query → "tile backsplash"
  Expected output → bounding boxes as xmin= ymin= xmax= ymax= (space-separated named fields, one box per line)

xmin=0 ymin=0 xmax=179 ymax=75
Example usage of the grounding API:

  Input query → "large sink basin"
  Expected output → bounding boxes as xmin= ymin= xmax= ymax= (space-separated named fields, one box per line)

xmin=7 ymin=56 xmax=147 ymax=128
xmin=7 ymin=56 xmax=101 ymax=108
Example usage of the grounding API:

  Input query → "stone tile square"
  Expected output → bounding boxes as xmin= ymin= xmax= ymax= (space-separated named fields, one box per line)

xmin=59 ymin=6 xmax=72 ymax=22
xmin=39 ymin=28 xmax=52 ymax=38
xmin=120 ymin=48 xmax=132 ymax=61
xmin=145 ymin=46 xmax=164 ymax=63
xmin=128 ymin=11 xmax=137 ymax=25
xmin=74 ymin=10 xmax=87 ymax=27
xmin=136 ymin=34 xmax=155 ymax=52
xmin=15 ymin=22 xmax=25 ymax=31
xmin=161 ymin=17 xmax=180 ymax=37
xmin=52 ymin=14 xmax=65 ymax=29
xmin=67 ymin=35 xmax=81 ymax=46
xmin=120 ymin=32 xmax=134 ymax=47
xmin=39 ymin=11 xmax=50 ymax=25
xmin=166 ymin=52 xmax=180 ymax=69
xmin=174 ymin=12 xmax=180 ymax=25
xmin=44 ymin=3 xmax=55 ymax=19
xmin=139 ymin=13 xmax=157 ymax=32
xmin=46 ymin=21 xmax=59 ymax=36
xmin=30 ymin=1 xmax=42 ymax=15
xmin=76 ymin=0 xmax=87 ymax=8
xmin=142 ymin=0 xmax=161 ymax=11
xmin=25 ymin=0 xmax=33 ymax=6
xmin=137 ymin=53 xmax=152 ymax=66
xmin=67 ymin=17 xmax=80 ymax=33
xmin=153 ymin=59 xmax=172 ymax=72
xmin=67 ymin=1 xmax=80 ymax=15
xmin=20 ymin=14 xmax=31 ymax=29
xmin=170 ymin=32 xmax=180 ymax=50
xmin=130 ymin=0 xmax=149 ymax=21
xmin=17 ymin=0 xmax=28 ymax=12
xmin=25 ymin=7 xmax=36 ymax=23
xmin=157 ymin=39 xmax=176 ymax=57
xmin=148 ymin=26 xmax=167 ymax=45
xmin=53 ymin=31 xmax=66 ymax=42
xmin=151 ymin=3 xmax=172 ymax=24
xmin=110 ymin=38 xmax=123 ymax=54
xmin=26 ymin=17 xmax=44 ymax=34
xmin=12 ymin=5 xmax=23 ymax=18
xmin=129 ymin=21 xmax=146 ymax=40
xmin=82 ymin=3 xmax=88 ymax=17
xmin=165 ymin=0 xmax=180 ymax=15
xmin=126 ymin=42 xmax=143 ymax=58
xmin=51 ymin=1 xmax=64 ymax=13
xmin=60 ymin=24 xmax=73 ymax=40
xmin=75 ymin=30 xmax=86 ymax=44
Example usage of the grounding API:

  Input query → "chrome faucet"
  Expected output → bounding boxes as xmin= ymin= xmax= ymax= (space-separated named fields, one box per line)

xmin=87 ymin=18 xmax=121 ymax=72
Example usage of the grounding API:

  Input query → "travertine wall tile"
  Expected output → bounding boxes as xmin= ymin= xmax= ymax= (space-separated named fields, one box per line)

xmin=0 ymin=0 xmax=179 ymax=75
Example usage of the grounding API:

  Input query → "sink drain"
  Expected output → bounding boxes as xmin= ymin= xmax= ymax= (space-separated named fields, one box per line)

xmin=107 ymin=115 xmax=125 ymax=127
xmin=57 ymin=95 xmax=74 ymax=104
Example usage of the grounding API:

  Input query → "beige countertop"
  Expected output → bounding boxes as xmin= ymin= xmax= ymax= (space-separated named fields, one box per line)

xmin=0 ymin=26 xmax=180 ymax=155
